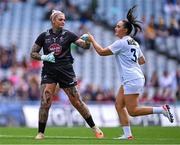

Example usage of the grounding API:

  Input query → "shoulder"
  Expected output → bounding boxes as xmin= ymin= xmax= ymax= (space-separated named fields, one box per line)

xmin=37 ymin=29 xmax=51 ymax=38
xmin=64 ymin=29 xmax=77 ymax=36
xmin=63 ymin=29 xmax=78 ymax=41
xmin=35 ymin=31 xmax=47 ymax=41
xmin=108 ymin=39 xmax=124 ymax=54
xmin=112 ymin=39 xmax=125 ymax=47
xmin=39 ymin=31 xmax=46 ymax=37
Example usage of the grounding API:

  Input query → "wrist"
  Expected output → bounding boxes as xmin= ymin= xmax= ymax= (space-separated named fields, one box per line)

xmin=85 ymin=40 xmax=90 ymax=45
xmin=84 ymin=43 xmax=90 ymax=49
xmin=41 ymin=55 xmax=46 ymax=61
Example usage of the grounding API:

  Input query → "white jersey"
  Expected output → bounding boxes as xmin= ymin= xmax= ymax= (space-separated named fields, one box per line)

xmin=108 ymin=36 xmax=144 ymax=83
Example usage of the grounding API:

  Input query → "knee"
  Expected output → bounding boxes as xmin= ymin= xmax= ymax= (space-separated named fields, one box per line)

xmin=126 ymin=108 xmax=138 ymax=117
xmin=44 ymin=89 xmax=53 ymax=97
xmin=41 ymin=90 xmax=53 ymax=108
xmin=115 ymin=100 xmax=124 ymax=110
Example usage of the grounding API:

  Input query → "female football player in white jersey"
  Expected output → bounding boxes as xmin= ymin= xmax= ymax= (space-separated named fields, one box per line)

xmin=87 ymin=5 xmax=174 ymax=140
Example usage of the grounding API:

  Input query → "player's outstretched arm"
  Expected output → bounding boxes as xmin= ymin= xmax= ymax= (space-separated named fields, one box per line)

xmin=87 ymin=33 xmax=113 ymax=56
xmin=75 ymin=34 xmax=91 ymax=49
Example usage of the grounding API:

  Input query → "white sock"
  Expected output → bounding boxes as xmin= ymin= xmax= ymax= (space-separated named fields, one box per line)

xmin=122 ymin=126 xmax=132 ymax=137
xmin=153 ymin=107 xmax=164 ymax=114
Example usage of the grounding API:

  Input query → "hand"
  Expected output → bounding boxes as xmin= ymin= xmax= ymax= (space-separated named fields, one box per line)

xmin=41 ymin=52 xmax=55 ymax=63
xmin=80 ymin=34 xmax=89 ymax=41
xmin=80 ymin=33 xmax=91 ymax=44
xmin=87 ymin=32 xmax=94 ymax=42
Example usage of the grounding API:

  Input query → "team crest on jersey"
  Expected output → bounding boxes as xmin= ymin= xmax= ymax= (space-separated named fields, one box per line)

xmin=49 ymin=43 xmax=62 ymax=55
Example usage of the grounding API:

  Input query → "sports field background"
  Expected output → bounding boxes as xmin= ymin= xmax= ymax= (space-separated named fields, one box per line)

xmin=0 ymin=127 xmax=180 ymax=144
xmin=0 ymin=0 xmax=180 ymax=144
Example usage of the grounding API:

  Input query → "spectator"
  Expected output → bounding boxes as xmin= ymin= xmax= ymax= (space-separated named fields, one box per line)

xmin=153 ymin=89 xmax=164 ymax=103
xmin=156 ymin=16 xmax=169 ymax=37
xmin=149 ymin=71 xmax=159 ymax=88
xmin=144 ymin=15 xmax=156 ymax=50
xmin=0 ymin=0 xmax=8 ymax=14
xmin=159 ymin=70 xmax=174 ymax=89
xmin=28 ymin=75 xmax=40 ymax=101
xmin=168 ymin=17 xmax=180 ymax=36
xmin=36 ymin=0 xmax=48 ymax=7
xmin=139 ymin=90 xmax=149 ymax=103
xmin=0 ymin=79 xmax=16 ymax=100
xmin=81 ymin=84 xmax=94 ymax=103
xmin=176 ymin=85 xmax=180 ymax=101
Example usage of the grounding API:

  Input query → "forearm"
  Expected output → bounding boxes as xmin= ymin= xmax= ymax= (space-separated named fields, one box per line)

xmin=88 ymin=33 xmax=113 ymax=56
xmin=31 ymin=52 xmax=41 ymax=60
xmin=91 ymin=39 xmax=104 ymax=55
xmin=75 ymin=39 xmax=91 ymax=49
xmin=30 ymin=43 xmax=42 ymax=60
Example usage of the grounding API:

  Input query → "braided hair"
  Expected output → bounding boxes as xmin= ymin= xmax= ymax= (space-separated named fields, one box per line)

xmin=123 ymin=5 xmax=142 ymax=36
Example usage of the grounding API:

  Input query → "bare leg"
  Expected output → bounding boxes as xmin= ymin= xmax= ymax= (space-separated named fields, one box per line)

xmin=115 ymin=85 xmax=130 ymax=126
xmin=63 ymin=86 xmax=91 ymax=119
xmin=124 ymin=93 xmax=173 ymax=125
xmin=124 ymin=94 xmax=153 ymax=117
xmin=38 ymin=84 xmax=56 ymax=133
xmin=115 ymin=85 xmax=133 ymax=138
xmin=63 ymin=86 xmax=104 ymax=138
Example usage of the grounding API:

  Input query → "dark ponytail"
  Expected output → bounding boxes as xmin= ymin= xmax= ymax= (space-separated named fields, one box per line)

xmin=123 ymin=5 xmax=142 ymax=36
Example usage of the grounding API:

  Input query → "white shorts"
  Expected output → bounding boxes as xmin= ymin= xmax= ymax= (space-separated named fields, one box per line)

xmin=123 ymin=78 xmax=145 ymax=95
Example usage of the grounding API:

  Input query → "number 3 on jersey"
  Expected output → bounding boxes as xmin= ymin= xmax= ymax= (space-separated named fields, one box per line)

xmin=131 ymin=48 xmax=137 ymax=62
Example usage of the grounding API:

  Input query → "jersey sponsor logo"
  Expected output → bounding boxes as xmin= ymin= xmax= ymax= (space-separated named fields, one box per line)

xmin=49 ymin=43 xmax=62 ymax=55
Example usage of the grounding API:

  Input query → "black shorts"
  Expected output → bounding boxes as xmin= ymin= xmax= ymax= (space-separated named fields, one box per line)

xmin=41 ymin=63 xmax=77 ymax=88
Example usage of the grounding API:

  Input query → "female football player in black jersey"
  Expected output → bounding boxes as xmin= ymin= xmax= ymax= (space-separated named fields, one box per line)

xmin=31 ymin=10 xmax=104 ymax=140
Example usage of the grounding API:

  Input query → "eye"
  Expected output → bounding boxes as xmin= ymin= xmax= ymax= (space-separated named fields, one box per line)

xmin=58 ymin=18 xmax=65 ymax=21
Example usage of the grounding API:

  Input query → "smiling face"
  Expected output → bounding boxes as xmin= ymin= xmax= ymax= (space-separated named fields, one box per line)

xmin=114 ymin=21 xmax=128 ymax=38
xmin=51 ymin=12 xmax=66 ymax=29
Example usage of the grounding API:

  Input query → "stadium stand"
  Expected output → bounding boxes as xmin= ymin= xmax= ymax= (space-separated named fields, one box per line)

xmin=0 ymin=0 xmax=180 ymax=104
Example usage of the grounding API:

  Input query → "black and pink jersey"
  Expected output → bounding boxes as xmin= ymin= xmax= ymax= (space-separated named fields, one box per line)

xmin=35 ymin=28 xmax=78 ymax=66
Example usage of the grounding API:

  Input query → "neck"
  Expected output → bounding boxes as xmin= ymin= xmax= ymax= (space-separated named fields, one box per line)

xmin=119 ymin=34 xmax=127 ymax=39
xmin=52 ymin=27 xmax=62 ymax=34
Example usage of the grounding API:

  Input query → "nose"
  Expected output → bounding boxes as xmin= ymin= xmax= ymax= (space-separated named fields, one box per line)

xmin=62 ymin=20 xmax=65 ymax=24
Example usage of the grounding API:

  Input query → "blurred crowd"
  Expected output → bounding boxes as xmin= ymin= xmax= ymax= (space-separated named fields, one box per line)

xmin=0 ymin=0 xmax=180 ymax=104
xmin=0 ymin=43 xmax=180 ymax=103
xmin=141 ymin=70 xmax=180 ymax=104
xmin=136 ymin=15 xmax=180 ymax=62
xmin=0 ymin=44 xmax=116 ymax=103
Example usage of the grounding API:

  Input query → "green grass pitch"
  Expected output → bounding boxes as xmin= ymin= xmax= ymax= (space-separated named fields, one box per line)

xmin=0 ymin=126 xmax=180 ymax=144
